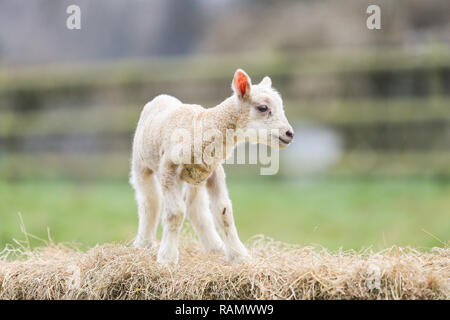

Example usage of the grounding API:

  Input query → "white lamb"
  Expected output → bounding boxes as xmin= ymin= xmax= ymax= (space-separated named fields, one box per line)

xmin=130 ymin=69 xmax=294 ymax=264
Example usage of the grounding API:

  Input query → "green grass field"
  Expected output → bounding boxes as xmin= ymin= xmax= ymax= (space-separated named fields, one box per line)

xmin=1 ymin=177 xmax=448 ymax=251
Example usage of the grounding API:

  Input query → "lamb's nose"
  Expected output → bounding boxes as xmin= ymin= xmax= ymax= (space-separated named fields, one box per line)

xmin=286 ymin=130 xmax=294 ymax=139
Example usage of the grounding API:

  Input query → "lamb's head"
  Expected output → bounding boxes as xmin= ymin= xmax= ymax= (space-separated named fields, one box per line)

xmin=231 ymin=69 xmax=294 ymax=149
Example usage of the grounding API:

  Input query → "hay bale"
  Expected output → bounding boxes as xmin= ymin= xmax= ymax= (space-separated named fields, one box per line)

xmin=0 ymin=236 xmax=448 ymax=300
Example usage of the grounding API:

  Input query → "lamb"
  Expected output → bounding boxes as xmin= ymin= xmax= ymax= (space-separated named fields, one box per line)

xmin=130 ymin=69 xmax=294 ymax=264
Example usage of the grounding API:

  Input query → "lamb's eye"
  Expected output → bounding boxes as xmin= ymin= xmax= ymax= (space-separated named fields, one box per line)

xmin=257 ymin=105 xmax=268 ymax=112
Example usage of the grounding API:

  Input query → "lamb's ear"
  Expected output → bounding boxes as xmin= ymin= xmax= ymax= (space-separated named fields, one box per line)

xmin=232 ymin=69 xmax=252 ymax=100
xmin=259 ymin=76 xmax=272 ymax=87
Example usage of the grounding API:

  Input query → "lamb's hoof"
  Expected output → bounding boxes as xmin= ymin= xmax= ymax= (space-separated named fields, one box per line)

xmin=207 ymin=245 xmax=226 ymax=256
xmin=227 ymin=251 xmax=251 ymax=264
xmin=157 ymin=250 xmax=179 ymax=266
xmin=133 ymin=239 xmax=155 ymax=249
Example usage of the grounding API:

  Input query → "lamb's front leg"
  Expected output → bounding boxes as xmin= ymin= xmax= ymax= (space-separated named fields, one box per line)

xmin=185 ymin=184 xmax=225 ymax=255
xmin=157 ymin=162 xmax=185 ymax=265
xmin=206 ymin=165 xmax=249 ymax=263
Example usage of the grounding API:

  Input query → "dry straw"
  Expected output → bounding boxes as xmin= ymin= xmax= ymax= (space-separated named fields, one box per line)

xmin=0 ymin=233 xmax=448 ymax=300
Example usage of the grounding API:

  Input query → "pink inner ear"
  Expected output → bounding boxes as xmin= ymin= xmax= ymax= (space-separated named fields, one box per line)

xmin=236 ymin=72 xmax=248 ymax=96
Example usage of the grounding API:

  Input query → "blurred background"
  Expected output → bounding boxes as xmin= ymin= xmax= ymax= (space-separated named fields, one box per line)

xmin=0 ymin=0 xmax=449 ymax=250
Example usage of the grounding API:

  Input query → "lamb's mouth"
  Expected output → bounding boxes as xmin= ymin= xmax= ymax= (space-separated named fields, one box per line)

xmin=278 ymin=136 xmax=291 ymax=145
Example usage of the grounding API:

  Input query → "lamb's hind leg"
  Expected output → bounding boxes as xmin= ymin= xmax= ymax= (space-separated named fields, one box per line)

xmin=185 ymin=184 xmax=224 ymax=255
xmin=206 ymin=165 xmax=249 ymax=263
xmin=131 ymin=168 xmax=162 ymax=248
xmin=157 ymin=161 xmax=186 ymax=264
